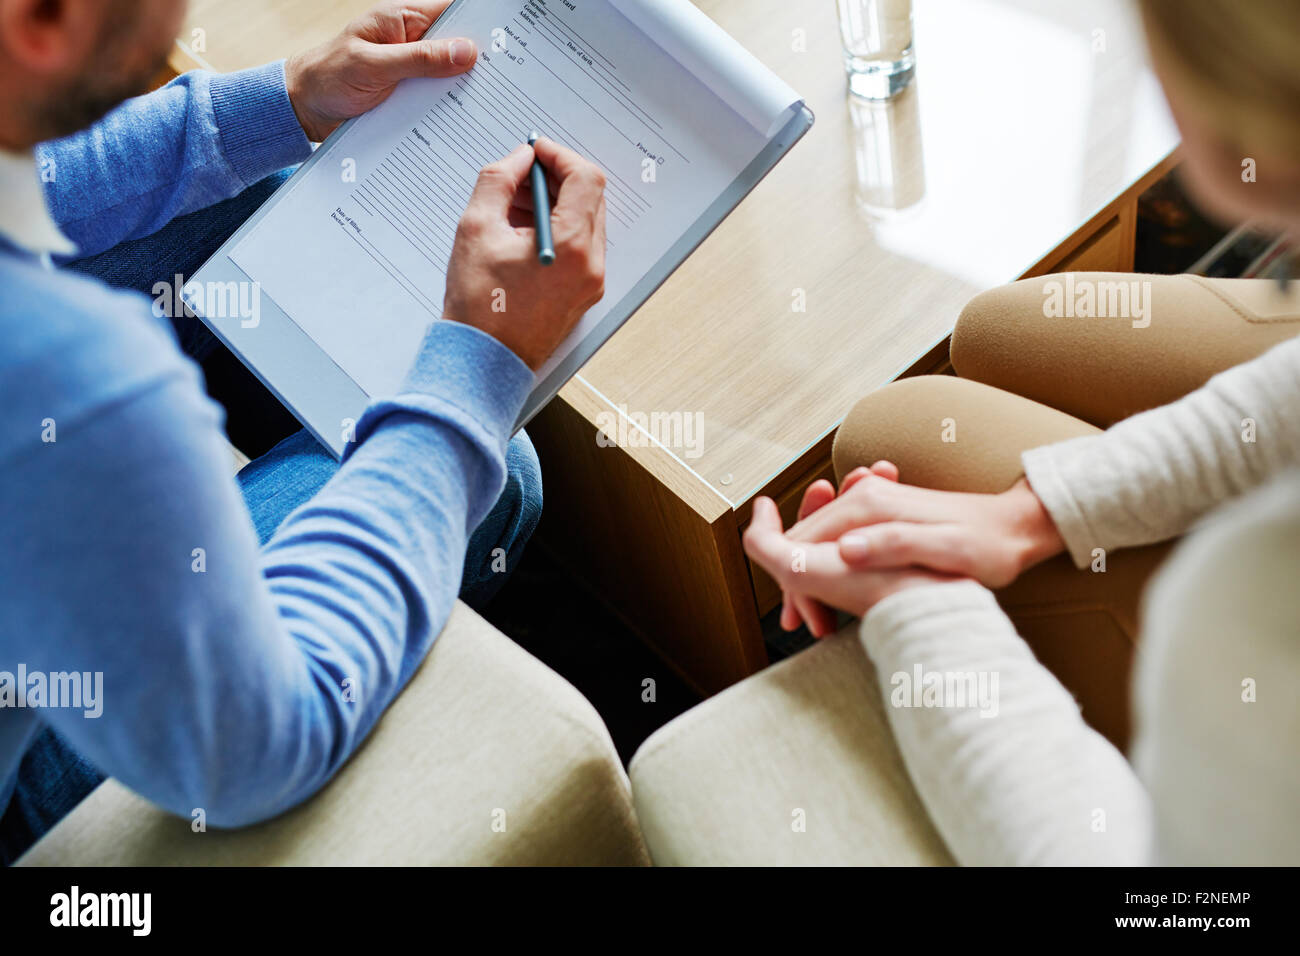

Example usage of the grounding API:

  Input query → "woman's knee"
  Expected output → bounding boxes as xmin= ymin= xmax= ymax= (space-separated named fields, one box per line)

xmin=832 ymin=376 xmax=1096 ymax=493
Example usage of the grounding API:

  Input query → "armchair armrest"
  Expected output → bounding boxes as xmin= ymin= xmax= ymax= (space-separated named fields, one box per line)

xmin=629 ymin=625 xmax=952 ymax=866
xmin=19 ymin=604 xmax=648 ymax=866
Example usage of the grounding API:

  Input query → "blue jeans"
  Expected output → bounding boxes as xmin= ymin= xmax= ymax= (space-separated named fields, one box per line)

xmin=0 ymin=172 xmax=542 ymax=865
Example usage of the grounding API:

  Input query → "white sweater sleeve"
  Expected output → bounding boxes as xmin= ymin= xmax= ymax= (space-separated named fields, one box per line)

xmin=859 ymin=580 xmax=1152 ymax=865
xmin=1022 ymin=335 xmax=1300 ymax=567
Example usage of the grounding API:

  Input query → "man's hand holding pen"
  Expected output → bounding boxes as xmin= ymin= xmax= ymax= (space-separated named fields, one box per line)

xmin=444 ymin=136 xmax=608 ymax=371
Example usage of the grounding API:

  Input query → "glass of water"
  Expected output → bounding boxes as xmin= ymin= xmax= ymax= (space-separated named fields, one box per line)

xmin=836 ymin=0 xmax=915 ymax=99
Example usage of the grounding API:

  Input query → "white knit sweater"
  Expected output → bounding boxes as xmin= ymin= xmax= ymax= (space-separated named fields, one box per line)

xmin=858 ymin=334 xmax=1300 ymax=865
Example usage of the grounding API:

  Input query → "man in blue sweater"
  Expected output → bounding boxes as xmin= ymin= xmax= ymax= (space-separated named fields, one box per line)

xmin=0 ymin=0 xmax=608 ymax=863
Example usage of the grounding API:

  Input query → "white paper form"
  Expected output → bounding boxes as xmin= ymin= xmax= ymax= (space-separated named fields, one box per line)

xmin=229 ymin=0 xmax=802 ymax=397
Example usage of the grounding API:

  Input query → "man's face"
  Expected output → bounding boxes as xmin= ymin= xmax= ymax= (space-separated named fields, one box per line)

xmin=30 ymin=0 xmax=186 ymax=141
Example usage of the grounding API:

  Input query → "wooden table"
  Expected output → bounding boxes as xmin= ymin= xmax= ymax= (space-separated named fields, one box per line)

xmin=171 ymin=0 xmax=1181 ymax=696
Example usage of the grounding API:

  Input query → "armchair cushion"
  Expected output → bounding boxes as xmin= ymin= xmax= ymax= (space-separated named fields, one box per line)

xmin=19 ymin=603 xmax=648 ymax=866
xmin=629 ymin=625 xmax=952 ymax=866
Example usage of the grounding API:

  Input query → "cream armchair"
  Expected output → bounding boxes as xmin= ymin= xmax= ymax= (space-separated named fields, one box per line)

xmin=18 ymin=604 xmax=649 ymax=866
xmin=628 ymin=624 xmax=953 ymax=866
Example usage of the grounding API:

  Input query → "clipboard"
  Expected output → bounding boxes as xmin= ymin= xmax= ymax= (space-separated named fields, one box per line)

xmin=185 ymin=0 xmax=814 ymax=457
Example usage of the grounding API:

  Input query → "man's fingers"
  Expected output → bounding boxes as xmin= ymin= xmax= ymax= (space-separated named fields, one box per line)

xmin=506 ymin=205 xmax=533 ymax=230
xmin=839 ymin=523 xmax=973 ymax=576
xmin=531 ymin=136 xmax=606 ymax=233
xmin=383 ymin=0 xmax=456 ymax=40
xmin=364 ymin=35 xmax=477 ymax=83
xmin=465 ymin=144 xmax=535 ymax=221
xmin=592 ymin=194 xmax=608 ymax=270
xmin=509 ymin=169 xmax=560 ymax=213
xmin=530 ymin=136 xmax=592 ymax=184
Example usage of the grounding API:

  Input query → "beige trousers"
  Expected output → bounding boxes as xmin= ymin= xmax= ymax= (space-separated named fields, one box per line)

xmin=830 ymin=272 xmax=1297 ymax=747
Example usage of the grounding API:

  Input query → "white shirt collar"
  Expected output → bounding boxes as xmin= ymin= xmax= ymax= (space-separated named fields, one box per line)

xmin=0 ymin=147 xmax=78 ymax=257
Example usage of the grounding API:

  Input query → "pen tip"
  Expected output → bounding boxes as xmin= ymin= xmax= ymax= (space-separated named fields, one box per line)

xmin=528 ymin=131 xmax=539 ymax=145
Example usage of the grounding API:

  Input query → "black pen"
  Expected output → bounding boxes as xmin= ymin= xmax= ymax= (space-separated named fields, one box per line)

xmin=528 ymin=132 xmax=556 ymax=266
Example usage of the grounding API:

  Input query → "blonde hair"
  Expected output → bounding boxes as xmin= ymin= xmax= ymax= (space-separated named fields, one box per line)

xmin=1139 ymin=0 xmax=1300 ymax=156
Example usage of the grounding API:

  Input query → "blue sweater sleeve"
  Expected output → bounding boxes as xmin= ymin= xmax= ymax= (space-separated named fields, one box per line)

xmin=37 ymin=62 xmax=311 ymax=258
xmin=2 ymin=270 xmax=534 ymax=824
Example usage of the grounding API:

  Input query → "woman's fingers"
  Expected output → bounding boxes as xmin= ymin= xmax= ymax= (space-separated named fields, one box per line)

xmin=746 ymin=500 xmax=852 ymax=593
xmin=795 ymin=593 xmax=838 ymax=638
xmin=779 ymin=598 xmax=803 ymax=631
xmin=798 ymin=479 xmax=836 ymax=518
xmin=792 ymin=473 xmax=965 ymax=544
xmin=781 ymin=467 xmax=905 ymax=628
xmin=785 ymin=463 xmax=899 ymax=546
xmin=780 ymin=479 xmax=837 ymax=630
xmin=745 ymin=498 xmax=831 ymax=586
xmin=746 ymin=498 xmax=833 ymax=620
xmin=839 ymin=522 xmax=992 ymax=581
xmin=868 ymin=460 xmax=900 ymax=482
xmin=743 ymin=496 xmax=790 ymax=571
xmin=839 ymin=461 xmax=899 ymax=496
xmin=839 ymin=467 xmax=873 ymax=493
xmin=786 ymin=478 xmax=893 ymax=542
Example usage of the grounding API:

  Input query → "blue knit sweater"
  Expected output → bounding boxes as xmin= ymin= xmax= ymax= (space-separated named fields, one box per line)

xmin=0 ymin=63 xmax=533 ymax=825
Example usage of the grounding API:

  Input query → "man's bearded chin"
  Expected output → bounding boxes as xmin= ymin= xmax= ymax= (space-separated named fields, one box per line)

xmin=28 ymin=42 xmax=171 ymax=142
